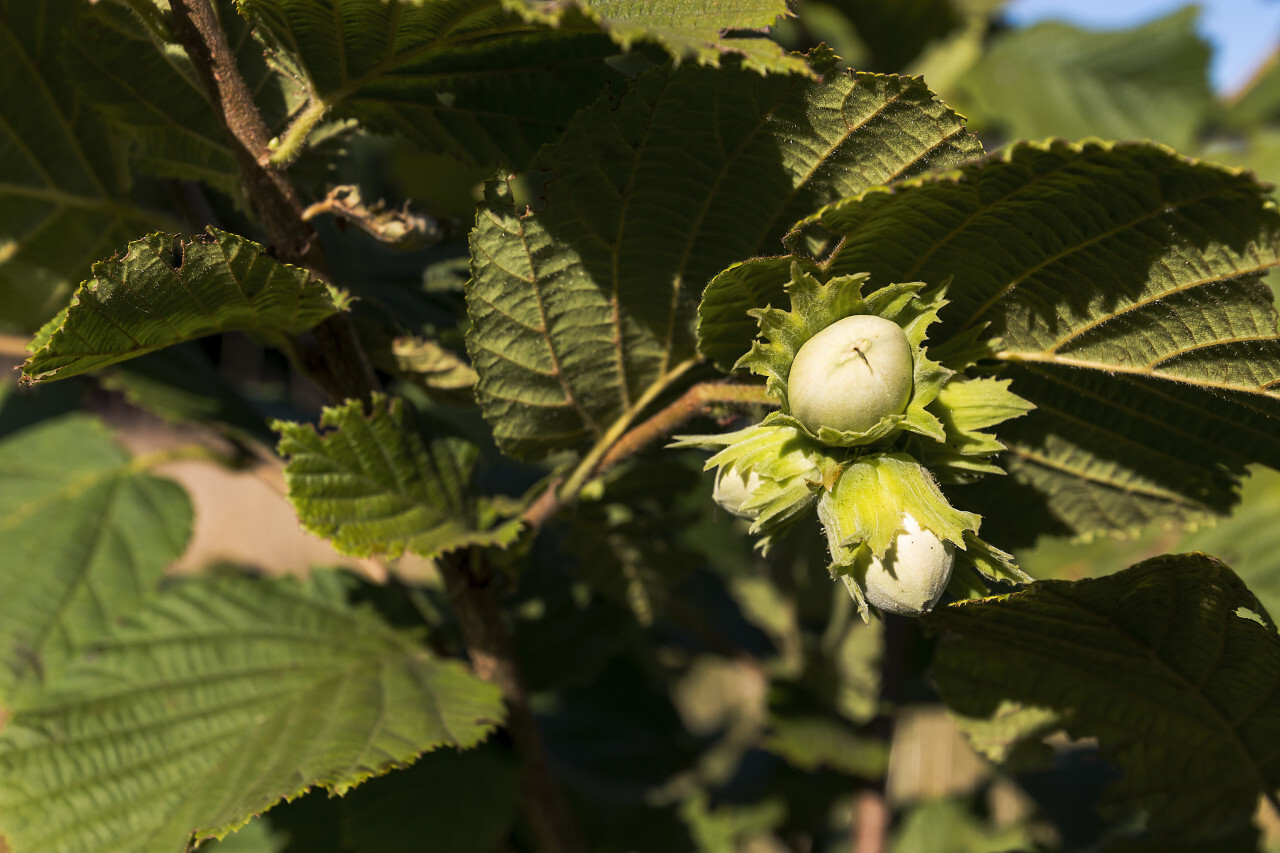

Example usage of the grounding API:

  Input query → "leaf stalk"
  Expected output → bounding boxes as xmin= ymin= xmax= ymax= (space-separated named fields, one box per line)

xmin=268 ymin=97 xmax=331 ymax=168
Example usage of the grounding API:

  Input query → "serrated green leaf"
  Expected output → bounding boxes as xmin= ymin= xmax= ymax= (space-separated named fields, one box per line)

xmin=63 ymin=2 xmax=258 ymax=201
xmin=811 ymin=140 xmax=1280 ymax=537
xmin=22 ymin=227 xmax=345 ymax=382
xmin=240 ymin=0 xmax=808 ymax=172
xmin=930 ymin=554 xmax=1280 ymax=845
xmin=0 ymin=415 xmax=192 ymax=701
xmin=468 ymin=65 xmax=982 ymax=460
xmin=0 ymin=0 xmax=173 ymax=330
xmin=958 ymin=8 xmax=1213 ymax=152
xmin=503 ymin=0 xmax=807 ymax=74
xmin=0 ymin=572 xmax=505 ymax=853
xmin=238 ymin=0 xmax=627 ymax=169
xmin=275 ymin=394 xmax=522 ymax=560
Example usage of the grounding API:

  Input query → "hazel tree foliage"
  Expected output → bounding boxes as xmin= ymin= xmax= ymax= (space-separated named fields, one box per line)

xmin=0 ymin=1 xmax=1279 ymax=851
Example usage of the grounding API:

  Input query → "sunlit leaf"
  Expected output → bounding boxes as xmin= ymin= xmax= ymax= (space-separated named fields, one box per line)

xmin=808 ymin=140 xmax=1280 ymax=536
xmin=274 ymin=395 xmax=522 ymax=560
xmin=504 ymin=0 xmax=807 ymax=74
xmin=958 ymin=8 xmax=1213 ymax=151
xmin=22 ymin=227 xmax=345 ymax=383
xmin=0 ymin=572 xmax=505 ymax=853
xmin=0 ymin=415 xmax=191 ymax=701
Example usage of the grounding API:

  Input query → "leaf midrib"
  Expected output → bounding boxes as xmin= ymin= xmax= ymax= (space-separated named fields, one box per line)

xmin=1014 ymin=364 xmax=1261 ymax=464
xmin=998 ymin=350 xmax=1280 ymax=397
xmin=1046 ymin=268 xmax=1278 ymax=354
xmin=960 ymin=181 xmax=1244 ymax=331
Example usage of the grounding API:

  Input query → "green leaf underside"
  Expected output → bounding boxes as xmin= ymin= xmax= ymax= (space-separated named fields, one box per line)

xmin=0 ymin=0 xmax=169 ymax=330
xmin=63 ymin=3 xmax=246 ymax=201
xmin=468 ymin=65 xmax=983 ymax=460
xmin=241 ymin=0 xmax=806 ymax=170
xmin=275 ymin=395 xmax=522 ymax=560
xmin=239 ymin=0 xmax=627 ymax=169
xmin=959 ymin=8 xmax=1212 ymax=153
xmin=0 ymin=416 xmax=192 ymax=702
xmin=931 ymin=555 xmax=1280 ymax=844
xmin=806 ymin=140 xmax=1280 ymax=535
xmin=0 ymin=573 xmax=505 ymax=853
xmin=503 ymin=0 xmax=808 ymax=74
xmin=22 ymin=228 xmax=343 ymax=383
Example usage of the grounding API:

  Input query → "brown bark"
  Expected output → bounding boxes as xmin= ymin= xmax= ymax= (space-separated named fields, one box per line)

xmin=442 ymin=552 xmax=585 ymax=853
xmin=169 ymin=0 xmax=378 ymax=404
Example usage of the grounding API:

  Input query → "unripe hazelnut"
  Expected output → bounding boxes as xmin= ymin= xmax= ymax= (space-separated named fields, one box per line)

xmin=787 ymin=314 xmax=913 ymax=435
xmin=712 ymin=467 xmax=762 ymax=518
xmin=864 ymin=513 xmax=954 ymax=615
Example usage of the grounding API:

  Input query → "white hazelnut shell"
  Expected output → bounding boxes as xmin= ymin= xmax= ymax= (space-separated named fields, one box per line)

xmin=786 ymin=314 xmax=913 ymax=435
xmin=864 ymin=513 xmax=955 ymax=616
xmin=712 ymin=467 xmax=762 ymax=518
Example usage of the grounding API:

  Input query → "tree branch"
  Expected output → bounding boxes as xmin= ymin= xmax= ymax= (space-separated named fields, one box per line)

xmin=443 ymin=550 xmax=586 ymax=853
xmin=168 ymin=0 xmax=377 ymax=405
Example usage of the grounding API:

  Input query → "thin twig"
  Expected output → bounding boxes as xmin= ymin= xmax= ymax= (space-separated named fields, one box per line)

xmin=596 ymin=380 xmax=775 ymax=472
xmin=521 ymin=475 xmax=566 ymax=529
xmin=518 ymin=381 xmax=776 ymax=530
